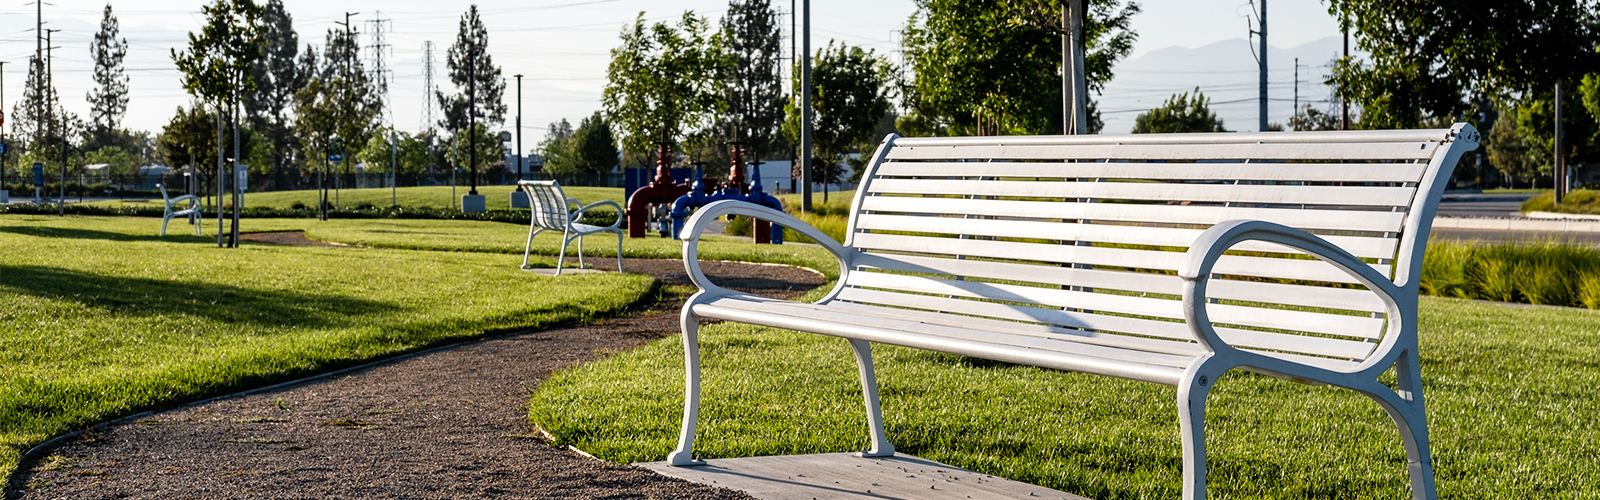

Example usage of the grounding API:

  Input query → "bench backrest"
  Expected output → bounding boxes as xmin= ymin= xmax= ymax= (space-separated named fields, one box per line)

xmin=835 ymin=125 xmax=1480 ymax=369
xmin=520 ymin=181 xmax=573 ymax=231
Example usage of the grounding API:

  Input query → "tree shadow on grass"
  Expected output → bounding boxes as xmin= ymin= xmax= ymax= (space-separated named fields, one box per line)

xmin=0 ymin=226 xmax=212 ymax=244
xmin=0 ymin=264 xmax=401 ymax=329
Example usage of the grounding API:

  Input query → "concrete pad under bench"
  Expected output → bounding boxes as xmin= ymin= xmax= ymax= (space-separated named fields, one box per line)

xmin=640 ymin=453 xmax=1086 ymax=500
xmin=520 ymin=267 xmax=606 ymax=276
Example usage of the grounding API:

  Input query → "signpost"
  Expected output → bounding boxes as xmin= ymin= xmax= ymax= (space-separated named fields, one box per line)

xmin=32 ymin=162 xmax=42 ymax=202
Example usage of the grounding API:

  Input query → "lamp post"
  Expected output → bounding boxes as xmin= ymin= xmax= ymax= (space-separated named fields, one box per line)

xmin=515 ymin=73 xmax=523 ymax=181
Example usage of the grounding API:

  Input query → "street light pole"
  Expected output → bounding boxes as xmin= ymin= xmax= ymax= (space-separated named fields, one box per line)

xmin=799 ymin=0 xmax=811 ymax=212
xmin=469 ymin=47 xmax=478 ymax=195
xmin=515 ymin=74 xmax=523 ymax=181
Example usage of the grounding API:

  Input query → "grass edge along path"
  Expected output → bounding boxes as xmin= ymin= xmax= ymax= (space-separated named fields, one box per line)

xmin=0 ymin=215 xmax=656 ymax=486
xmin=532 ymin=288 xmax=1600 ymax=498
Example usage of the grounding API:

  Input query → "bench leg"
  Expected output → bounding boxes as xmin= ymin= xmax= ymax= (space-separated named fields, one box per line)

xmin=555 ymin=228 xmax=573 ymax=276
xmin=522 ymin=226 xmax=544 ymax=269
xmin=160 ymin=212 xmax=172 ymax=236
xmin=1362 ymin=349 xmax=1438 ymax=500
xmin=614 ymin=229 xmax=624 ymax=272
xmin=848 ymin=339 xmax=895 ymax=458
xmin=1178 ymin=367 xmax=1216 ymax=500
xmin=577 ymin=234 xmax=586 ymax=269
xmin=667 ymin=306 xmax=706 ymax=466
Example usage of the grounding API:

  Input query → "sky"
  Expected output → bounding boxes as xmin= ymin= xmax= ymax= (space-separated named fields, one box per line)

xmin=0 ymin=0 xmax=1348 ymax=150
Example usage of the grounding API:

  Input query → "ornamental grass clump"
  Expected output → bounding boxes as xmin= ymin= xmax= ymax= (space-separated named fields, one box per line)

xmin=1421 ymin=238 xmax=1600 ymax=308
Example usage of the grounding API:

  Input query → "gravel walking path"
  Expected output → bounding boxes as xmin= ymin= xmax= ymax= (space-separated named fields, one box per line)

xmin=7 ymin=242 xmax=824 ymax=499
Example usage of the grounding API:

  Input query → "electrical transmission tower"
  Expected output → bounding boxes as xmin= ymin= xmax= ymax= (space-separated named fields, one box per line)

xmin=421 ymin=41 xmax=435 ymax=135
xmin=367 ymin=12 xmax=391 ymax=122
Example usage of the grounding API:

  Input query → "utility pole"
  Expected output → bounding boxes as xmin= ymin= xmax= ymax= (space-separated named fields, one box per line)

xmin=390 ymin=130 xmax=397 ymax=206
xmin=799 ymin=0 xmax=811 ymax=211
xmin=46 ymin=29 xmax=62 ymax=216
xmin=1292 ymin=57 xmax=1298 ymax=127
xmin=1254 ymin=0 xmax=1268 ymax=131
xmin=515 ymin=74 xmax=523 ymax=181
xmin=1063 ymin=0 xmax=1087 ymax=135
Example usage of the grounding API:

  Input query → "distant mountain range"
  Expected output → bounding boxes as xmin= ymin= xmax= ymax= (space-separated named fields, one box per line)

xmin=1097 ymin=36 xmax=1355 ymax=134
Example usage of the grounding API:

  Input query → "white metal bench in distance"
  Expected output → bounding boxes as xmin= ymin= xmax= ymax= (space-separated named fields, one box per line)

xmin=518 ymin=180 xmax=624 ymax=275
xmin=673 ymin=125 xmax=1482 ymax=500
xmin=158 ymin=183 xmax=201 ymax=236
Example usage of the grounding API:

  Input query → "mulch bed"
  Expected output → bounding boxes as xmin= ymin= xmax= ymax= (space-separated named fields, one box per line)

xmin=7 ymin=239 xmax=825 ymax=499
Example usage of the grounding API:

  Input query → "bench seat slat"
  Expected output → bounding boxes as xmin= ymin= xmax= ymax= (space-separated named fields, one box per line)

xmin=868 ymin=178 xmax=1417 ymax=208
xmin=858 ymin=196 xmax=1408 ymax=234
xmin=693 ymin=298 xmax=1191 ymax=385
xmin=854 ymin=213 xmax=1400 ymax=260
xmin=883 ymin=142 xmax=1438 ymax=161
xmin=845 ymin=271 xmax=1382 ymax=357
xmin=851 ymin=233 xmax=1393 ymax=285
xmin=874 ymin=161 xmax=1428 ymax=183
xmin=853 ymin=252 xmax=1389 ymax=314
xmin=832 ymin=288 xmax=1368 ymax=370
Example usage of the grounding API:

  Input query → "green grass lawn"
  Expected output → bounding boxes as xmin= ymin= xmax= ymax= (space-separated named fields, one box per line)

xmin=532 ymin=289 xmax=1600 ymax=498
xmin=0 ymin=214 xmax=656 ymax=484
xmin=88 ymin=185 xmax=626 ymax=212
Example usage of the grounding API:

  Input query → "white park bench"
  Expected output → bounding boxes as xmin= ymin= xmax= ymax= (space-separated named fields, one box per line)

xmin=518 ymin=180 xmax=624 ymax=275
xmin=672 ymin=124 xmax=1481 ymax=500
xmin=157 ymin=183 xmax=201 ymax=236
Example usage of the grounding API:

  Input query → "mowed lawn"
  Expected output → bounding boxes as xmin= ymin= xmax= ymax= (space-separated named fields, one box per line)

xmin=0 ymin=215 xmax=656 ymax=483
xmin=91 ymin=185 xmax=625 ymax=212
xmin=533 ymin=286 xmax=1600 ymax=498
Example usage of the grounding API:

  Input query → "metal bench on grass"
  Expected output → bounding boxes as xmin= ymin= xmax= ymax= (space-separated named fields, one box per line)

xmin=518 ymin=180 xmax=623 ymax=275
xmin=671 ymin=125 xmax=1482 ymax=500
xmin=158 ymin=183 xmax=201 ymax=236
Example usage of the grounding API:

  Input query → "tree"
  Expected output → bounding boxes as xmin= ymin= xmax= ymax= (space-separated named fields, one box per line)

xmin=438 ymin=5 xmax=506 ymax=132
xmin=783 ymin=42 xmax=892 ymax=202
xmin=446 ymin=125 xmax=504 ymax=176
xmin=319 ymin=28 xmax=382 ymax=169
xmin=717 ymin=0 xmax=785 ymax=156
xmin=1488 ymin=110 xmax=1538 ymax=186
xmin=159 ymin=104 xmax=218 ymax=191
xmin=603 ymin=11 xmax=730 ymax=159
xmin=901 ymin=0 xmax=1139 ymax=136
xmin=539 ymin=118 xmax=577 ymax=176
xmin=172 ymin=0 xmax=264 ymax=243
xmin=1329 ymin=1 xmax=1600 ymax=129
xmin=569 ymin=112 xmax=620 ymax=175
xmin=357 ymin=127 xmax=428 ymax=175
xmin=1131 ymin=88 xmax=1225 ymax=133
xmin=1288 ymin=104 xmax=1343 ymax=131
xmin=12 ymin=55 xmax=59 ymax=155
xmin=246 ymin=0 xmax=304 ymax=188
xmin=88 ymin=4 xmax=130 ymax=149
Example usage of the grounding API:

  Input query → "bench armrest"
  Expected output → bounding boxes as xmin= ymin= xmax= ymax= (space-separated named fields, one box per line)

xmin=571 ymin=199 xmax=623 ymax=229
xmin=1179 ymin=220 xmax=1403 ymax=357
xmin=680 ymin=199 xmax=849 ymax=297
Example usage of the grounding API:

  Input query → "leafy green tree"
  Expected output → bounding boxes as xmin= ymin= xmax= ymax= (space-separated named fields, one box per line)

xmin=717 ymin=0 xmax=785 ymax=156
xmin=603 ymin=11 xmax=730 ymax=160
xmin=1131 ymin=88 xmax=1226 ymax=133
xmin=446 ymin=125 xmax=504 ymax=175
xmin=538 ymin=118 xmax=576 ymax=176
xmin=1288 ymin=104 xmax=1342 ymax=131
xmin=783 ymin=42 xmax=892 ymax=202
xmin=569 ymin=112 xmax=620 ymax=175
xmin=1328 ymin=0 xmax=1600 ymax=129
xmin=88 ymin=4 xmax=129 ymax=150
xmin=159 ymin=104 xmax=218 ymax=188
xmin=12 ymin=54 xmax=61 ymax=162
xmin=1488 ymin=110 xmax=1538 ymax=185
xmin=901 ymin=0 xmax=1139 ymax=136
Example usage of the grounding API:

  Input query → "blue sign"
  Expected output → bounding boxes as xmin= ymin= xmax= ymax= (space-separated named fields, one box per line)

xmin=0 ymin=142 xmax=8 ymax=155
xmin=33 ymin=163 xmax=43 ymax=187
xmin=329 ymin=153 xmax=344 ymax=163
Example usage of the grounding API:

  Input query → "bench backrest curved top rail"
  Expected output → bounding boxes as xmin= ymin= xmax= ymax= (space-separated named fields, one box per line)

xmin=520 ymin=180 xmax=574 ymax=231
xmin=834 ymin=125 xmax=1480 ymax=370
